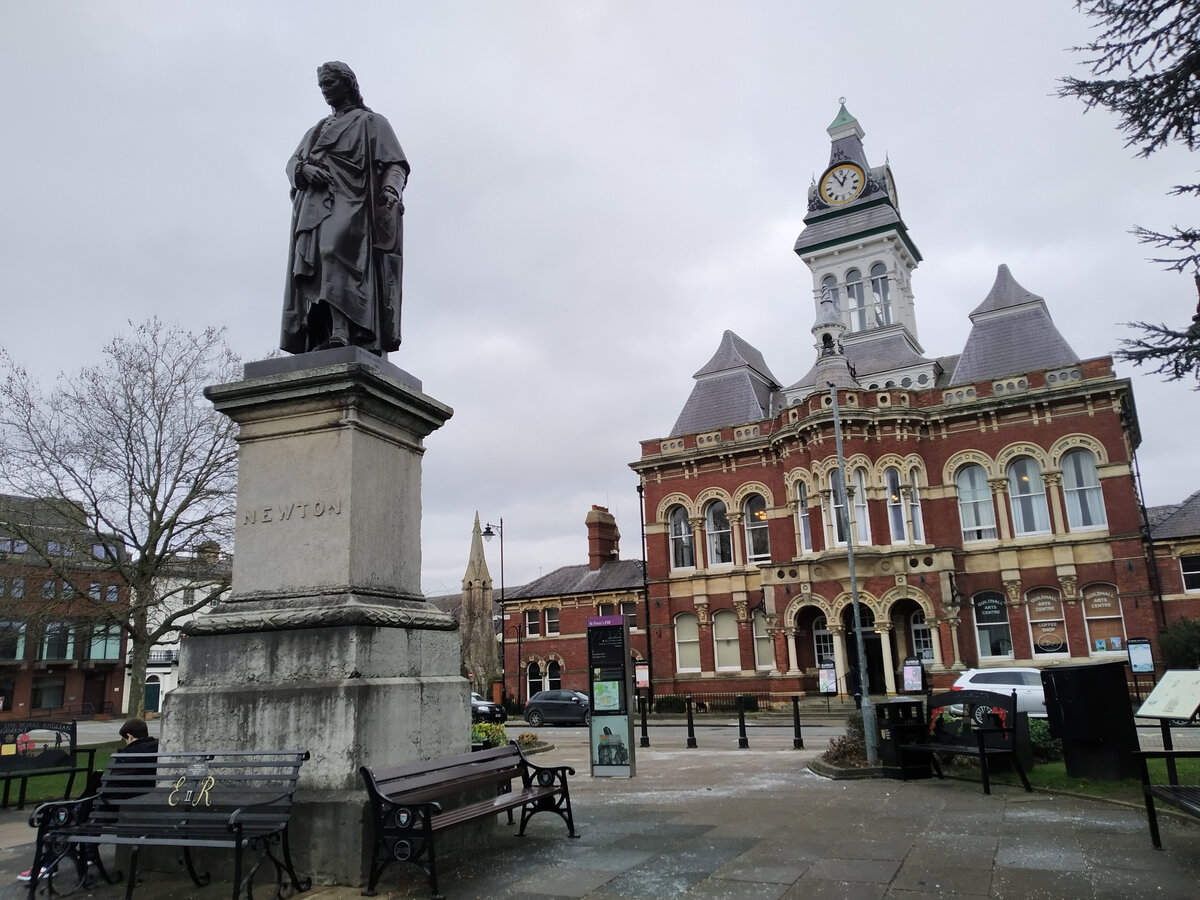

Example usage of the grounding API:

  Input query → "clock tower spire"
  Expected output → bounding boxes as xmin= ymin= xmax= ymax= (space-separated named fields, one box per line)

xmin=784 ymin=101 xmax=938 ymax=402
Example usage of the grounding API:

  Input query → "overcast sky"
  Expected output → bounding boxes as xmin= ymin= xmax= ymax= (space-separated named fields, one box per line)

xmin=4 ymin=2 xmax=1197 ymax=596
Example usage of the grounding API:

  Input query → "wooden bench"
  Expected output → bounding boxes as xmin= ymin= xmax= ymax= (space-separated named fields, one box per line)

xmin=26 ymin=749 xmax=311 ymax=900
xmin=0 ymin=719 xmax=96 ymax=810
xmin=1137 ymin=745 xmax=1200 ymax=849
xmin=361 ymin=742 xmax=578 ymax=898
xmin=899 ymin=689 xmax=1033 ymax=795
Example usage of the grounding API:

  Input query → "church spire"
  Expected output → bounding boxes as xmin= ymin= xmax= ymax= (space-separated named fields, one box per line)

xmin=462 ymin=512 xmax=492 ymax=590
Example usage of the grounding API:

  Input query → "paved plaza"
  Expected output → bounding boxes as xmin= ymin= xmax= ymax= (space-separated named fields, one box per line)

xmin=0 ymin=722 xmax=1197 ymax=899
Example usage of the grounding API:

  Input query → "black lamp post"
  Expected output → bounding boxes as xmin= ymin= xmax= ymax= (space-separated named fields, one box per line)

xmin=483 ymin=519 xmax=513 ymax=702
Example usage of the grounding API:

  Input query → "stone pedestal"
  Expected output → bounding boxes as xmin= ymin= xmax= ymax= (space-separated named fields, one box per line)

xmin=161 ymin=347 xmax=461 ymax=885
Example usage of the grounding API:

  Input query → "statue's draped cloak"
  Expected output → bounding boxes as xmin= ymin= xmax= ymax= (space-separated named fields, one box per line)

xmin=281 ymin=108 xmax=409 ymax=354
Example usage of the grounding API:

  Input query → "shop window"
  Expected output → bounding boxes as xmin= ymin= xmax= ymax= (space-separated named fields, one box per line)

xmin=675 ymin=613 xmax=700 ymax=672
xmin=712 ymin=610 xmax=740 ymax=670
xmin=1082 ymin=583 xmax=1125 ymax=653
xmin=1027 ymin=588 xmax=1069 ymax=657
xmin=668 ymin=506 xmax=694 ymax=570
xmin=705 ymin=500 xmax=733 ymax=566
xmin=742 ymin=494 xmax=771 ymax=562
xmin=973 ymin=592 xmax=1013 ymax=659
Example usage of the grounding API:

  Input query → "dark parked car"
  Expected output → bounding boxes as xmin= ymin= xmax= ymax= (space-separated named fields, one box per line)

xmin=471 ymin=691 xmax=507 ymax=724
xmin=523 ymin=690 xmax=590 ymax=726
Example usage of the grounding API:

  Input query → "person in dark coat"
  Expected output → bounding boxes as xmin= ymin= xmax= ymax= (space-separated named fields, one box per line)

xmin=106 ymin=717 xmax=159 ymax=801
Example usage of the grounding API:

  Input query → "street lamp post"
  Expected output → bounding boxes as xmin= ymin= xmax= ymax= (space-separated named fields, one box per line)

xmin=482 ymin=519 xmax=511 ymax=702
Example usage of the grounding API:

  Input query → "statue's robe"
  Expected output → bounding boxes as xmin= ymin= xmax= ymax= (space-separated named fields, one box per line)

xmin=281 ymin=108 xmax=409 ymax=355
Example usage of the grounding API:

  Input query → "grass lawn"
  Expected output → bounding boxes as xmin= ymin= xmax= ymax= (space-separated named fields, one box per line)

xmin=958 ymin=757 xmax=1200 ymax=805
xmin=11 ymin=742 xmax=123 ymax=808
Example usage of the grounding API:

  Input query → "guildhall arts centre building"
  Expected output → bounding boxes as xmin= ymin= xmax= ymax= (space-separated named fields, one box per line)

xmin=629 ymin=104 xmax=1164 ymax=701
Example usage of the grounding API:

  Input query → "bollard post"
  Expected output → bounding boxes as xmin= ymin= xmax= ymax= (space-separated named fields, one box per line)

xmin=854 ymin=692 xmax=863 ymax=710
xmin=685 ymin=695 xmax=698 ymax=748
xmin=639 ymin=689 xmax=650 ymax=748
xmin=791 ymin=694 xmax=804 ymax=749
xmin=737 ymin=694 xmax=749 ymax=749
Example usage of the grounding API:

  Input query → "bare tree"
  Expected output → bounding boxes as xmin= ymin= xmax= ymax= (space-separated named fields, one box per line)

xmin=0 ymin=318 xmax=240 ymax=716
xmin=1060 ymin=0 xmax=1200 ymax=384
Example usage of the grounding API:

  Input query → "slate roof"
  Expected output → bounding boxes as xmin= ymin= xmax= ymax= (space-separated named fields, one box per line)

xmin=670 ymin=331 xmax=781 ymax=437
xmin=949 ymin=265 xmax=1080 ymax=386
xmin=1149 ymin=491 xmax=1200 ymax=540
xmin=795 ymin=203 xmax=905 ymax=255
xmin=506 ymin=559 xmax=645 ymax=600
xmin=785 ymin=331 xmax=935 ymax=395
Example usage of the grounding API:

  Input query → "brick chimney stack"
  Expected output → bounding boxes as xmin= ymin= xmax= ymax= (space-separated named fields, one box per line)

xmin=586 ymin=505 xmax=620 ymax=570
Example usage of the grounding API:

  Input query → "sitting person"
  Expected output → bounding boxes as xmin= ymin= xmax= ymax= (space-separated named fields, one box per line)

xmin=106 ymin=718 xmax=159 ymax=802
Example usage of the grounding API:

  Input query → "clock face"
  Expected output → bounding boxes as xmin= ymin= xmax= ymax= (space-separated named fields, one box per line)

xmin=820 ymin=164 xmax=865 ymax=204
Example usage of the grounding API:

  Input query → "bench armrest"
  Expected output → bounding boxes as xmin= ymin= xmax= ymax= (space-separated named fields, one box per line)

xmin=513 ymin=741 xmax=575 ymax=787
xmin=28 ymin=792 xmax=99 ymax=830
xmin=226 ymin=790 xmax=302 ymax=831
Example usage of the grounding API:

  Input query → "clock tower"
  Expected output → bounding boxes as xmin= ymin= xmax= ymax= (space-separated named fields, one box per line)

xmin=786 ymin=102 xmax=938 ymax=402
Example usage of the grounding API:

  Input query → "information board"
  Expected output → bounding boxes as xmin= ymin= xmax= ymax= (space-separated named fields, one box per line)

xmin=586 ymin=615 xmax=635 ymax=777
xmin=1127 ymin=638 xmax=1154 ymax=674
xmin=1137 ymin=670 xmax=1200 ymax=721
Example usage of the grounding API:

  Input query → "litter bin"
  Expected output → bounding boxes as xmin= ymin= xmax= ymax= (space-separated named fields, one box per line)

xmin=876 ymin=697 xmax=930 ymax=779
xmin=1041 ymin=660 xmax=1139 ymax=780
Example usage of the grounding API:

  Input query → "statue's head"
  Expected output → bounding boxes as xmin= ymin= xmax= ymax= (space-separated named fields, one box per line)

xmin=317 ymin=61 xmax=365 ymax=109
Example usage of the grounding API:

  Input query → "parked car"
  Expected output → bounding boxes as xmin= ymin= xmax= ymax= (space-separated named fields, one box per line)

xmin=471 ymin=691 xmax=507 ymax=724
xmin=952 ymin=667 xmax=1047 ymax=718
xmin=524 ymin=689 xmax=591 ymax=727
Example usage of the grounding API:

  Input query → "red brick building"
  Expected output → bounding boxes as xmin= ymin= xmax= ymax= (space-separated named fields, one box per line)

xmin=630 ymin=104 xmax=1164 ymax=701
xmin=0 ymin=495 xmax=129 ymax=718
xmin=500 ymin=507 xmax=645 ymax=704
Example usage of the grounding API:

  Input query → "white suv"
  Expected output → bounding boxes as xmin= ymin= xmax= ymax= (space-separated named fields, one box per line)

xmin=952 ymin=667 xmax=1047 ymax=718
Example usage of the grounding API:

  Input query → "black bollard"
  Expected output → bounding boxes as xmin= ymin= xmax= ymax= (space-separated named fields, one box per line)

xmin=854 ymin=691 xmax=863 ymax=710
xmin=685 ymin=695 xmax=698 ymax=748
xmin=737 ymin=694 xmax=749 ymax=749
xmin=791 ymin=693 xmax=804 ymax=749
xmin=639 ymin=689 xmax=650 ymax=748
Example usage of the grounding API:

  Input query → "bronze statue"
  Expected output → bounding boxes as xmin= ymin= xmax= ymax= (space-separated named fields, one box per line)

xmin=281 ymin=62 xmax=409 ymax=355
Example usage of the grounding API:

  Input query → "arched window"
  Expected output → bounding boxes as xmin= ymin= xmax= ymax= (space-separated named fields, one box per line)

xmin=712 ymin=610 xmax=740 ymax=670
xmin=1027 ymin=587 xmax=1069 ymax=656
xmin=706 ymin=500 xmax=733 ymax=566
xmin=957 ymin=464 xmax=997 ymax=541
xmin=526 ymin=661 xmax=542 ymax=698
xmin=1008 ymin=457 xmax=1051 ymax=535
xmin=547 ymin=660 xmax=561 ymax=691
xmin=821 ymin=274 xmax=840 ymax=312
xmin=1082 ymin=583 xmax=1125 ymax=654
xmin=742 ymin=494 xmax=771 ymax=563
xmin=669 ymin=506 xmax=694 ymax=570
xmin=885 ymin=468 xmax=906 ymax=543
xmin=675 ymin=613 xmax=700 ymax=672
xmin=908 ymin=470 xmax=925 ymax=543
xmin=797 ymin=482 xmax=814 ymax=553
xmin=752 ymin=610 xmax=774 ymax=670
xmin=911 ymin=610 xmax=933 ymax=660
xmin=870 ymin=263 xmax=892 ymax=327
xmin=1062 ymin=449 xmax=1106 ymax=530
xmin=852 ymin=468 xmax=871 ymax=545
xmin=813 ymin=617 xmax=834 ymax=667
xmin=846 ymin=268 xmax=866 ymax=331
xmin=830 ymin=470 xmax=848 ymax=545
xmin=973 ymin=592 xmax=1013 ymax=659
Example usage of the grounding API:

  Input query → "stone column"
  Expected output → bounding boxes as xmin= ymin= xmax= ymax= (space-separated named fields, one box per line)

xmin=877 ymin=625 xmax=897 ymax=696
xmin=831 ymin=626 xmax=849 ymax=699
xmin=945 ymin=616 xmax=964 ymax=670
xmin=162 ymin=348 xmax=456 ymax=886
xmin=989 ymin=477 xmax=1012 ymax=541
xmin=1044 ymin=471 xmax=1065 ymax=534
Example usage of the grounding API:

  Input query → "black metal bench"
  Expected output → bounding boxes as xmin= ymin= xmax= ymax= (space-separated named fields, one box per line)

xmin=1137 ymin=745 xmax=1200 ymax=849
xmin=26 ymin=749 xmax=311 ymax=900
xmin=0 ymin=719 xmax=96 ymax=810
xmin=899 ymin=689 xmax=1033 ymax=795
xmin=360 ymin=742 xmax=578 ymax=899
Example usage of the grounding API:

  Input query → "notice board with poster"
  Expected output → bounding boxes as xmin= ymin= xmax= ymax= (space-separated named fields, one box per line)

xmin=586 ymin=615 xmax=635 ymax=777
xmin=1137 ymin=670 xmax=1200 ymax=722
